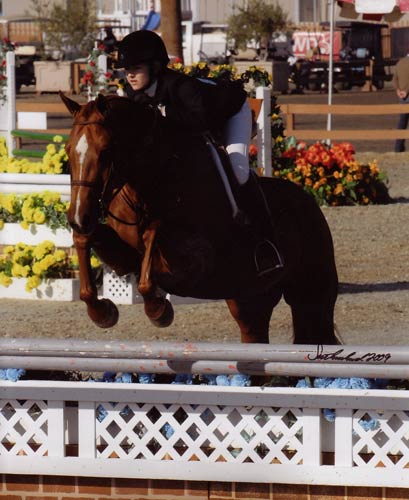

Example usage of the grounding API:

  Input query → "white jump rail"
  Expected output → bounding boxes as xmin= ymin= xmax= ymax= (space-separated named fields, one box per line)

xmin=1 ymin=340 xmax=409 ymax=488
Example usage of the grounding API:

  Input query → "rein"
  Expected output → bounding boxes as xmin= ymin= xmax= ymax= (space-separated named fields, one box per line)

xmin=70 ymin=120 xmax=145 ymax=227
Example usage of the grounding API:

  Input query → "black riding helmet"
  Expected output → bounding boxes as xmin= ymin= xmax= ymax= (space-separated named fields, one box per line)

xmin=116 ymin=30 xmax=170 ymax=69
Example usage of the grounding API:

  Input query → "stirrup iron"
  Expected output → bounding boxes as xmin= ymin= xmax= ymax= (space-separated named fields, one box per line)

xmin=254 ymin=239 xmax=284 ymax=277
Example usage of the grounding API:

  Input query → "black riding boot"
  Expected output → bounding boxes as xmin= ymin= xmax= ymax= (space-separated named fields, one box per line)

xmin=239 ymin=172 xmax=284 ymax=277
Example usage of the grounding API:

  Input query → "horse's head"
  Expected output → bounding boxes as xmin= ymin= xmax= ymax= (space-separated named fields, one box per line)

xmin=61 ymin=92 xmax=117 ymax=234
xmin=61 ymin=91 xmax=167 ymax=234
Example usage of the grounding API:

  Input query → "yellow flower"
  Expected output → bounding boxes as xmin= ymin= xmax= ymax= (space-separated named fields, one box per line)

xmin=32 ymin=262 xmax=43 ymax=275
xmin=333 ymin=183 xmax=344 ymax=195
xmin=40 ymin=254 xmax=57 ymax=270
xmin=20 ymin=221 xmax=30 ymax=230
xmin=33 ymin=241 xmax=55 ymax=260
xmin=70 ymin=254 xmax=79 ymax=267
xmin=54 ymin=249 xmax=67 ymax=262
xmin=0 ymin=272 xmax=12 ymax=287
xmin=33 ymin=210 xmax=46 ymax=224
xmin=12 ymin=263 xmax=24 ymax=277
xmin=90 ymin=255 xmax=101 ymax=268
xmin=53 ymin=135 xmax=63 ymax=143
xmin=26 ymin=275 xmax=41 ymax=291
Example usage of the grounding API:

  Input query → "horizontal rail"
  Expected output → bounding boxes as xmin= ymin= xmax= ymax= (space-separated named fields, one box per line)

xmin=15 ymin=102 xmax=79 ymax=113
xmin=11 ymin=130 xmax=70 ymax=141
xmin=281 ymin=103 xmax=409 ymax=141
xmin=1 ymin=357 xmax=406 ymax=377
xmin=0 ymin=339 xmax=400 ymax=377
xmin=281 ymin=103 xmax=409 ymax=115
xmin=285 ymin=129 xmax=409 ymax=141
xmin=0 ymin=339 xmax=398 ymax=363
xmin=11 ymin=149 xmax=45 ymax=158
xmin=0 ymin=173 xmax=70 ymax=184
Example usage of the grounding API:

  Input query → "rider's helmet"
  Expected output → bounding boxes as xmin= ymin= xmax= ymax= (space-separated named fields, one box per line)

xmin=117 ymin=30 xmax=169 ymax=69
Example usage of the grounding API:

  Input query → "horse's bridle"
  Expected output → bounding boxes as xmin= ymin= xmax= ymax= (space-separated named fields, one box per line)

xmin=69 ymin=119 xmax=145 ymax=226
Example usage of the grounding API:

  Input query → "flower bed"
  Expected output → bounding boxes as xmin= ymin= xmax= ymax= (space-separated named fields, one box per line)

xmin=0 ymin=135 xmax=68 ymax=174
xmin=0 ymin=191 xmax=70 ymax=229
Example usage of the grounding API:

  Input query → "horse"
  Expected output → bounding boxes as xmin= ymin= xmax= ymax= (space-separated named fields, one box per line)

xmin=60 ymin=92 xmax=339 ymax=345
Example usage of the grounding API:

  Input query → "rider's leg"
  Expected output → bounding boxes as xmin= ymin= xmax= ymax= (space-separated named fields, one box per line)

xmin=224 ymin=101 xmax=284 ymax=276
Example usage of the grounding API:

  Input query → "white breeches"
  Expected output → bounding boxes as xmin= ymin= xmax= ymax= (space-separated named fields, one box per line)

xmin=224 ymin=100 xmax=252 ymax=185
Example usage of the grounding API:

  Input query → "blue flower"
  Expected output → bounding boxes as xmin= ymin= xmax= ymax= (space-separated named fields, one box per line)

xmin=230 ymin=374 xmax=251 ymax=387
xmin=0 ymin=368 xmax=26 ymax=382
xmin=138 ymin=373 xmax=155 ymax=384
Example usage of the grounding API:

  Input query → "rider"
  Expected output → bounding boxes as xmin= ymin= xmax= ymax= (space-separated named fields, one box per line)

xmin=116 ymin=29 xmax=283 ymax=277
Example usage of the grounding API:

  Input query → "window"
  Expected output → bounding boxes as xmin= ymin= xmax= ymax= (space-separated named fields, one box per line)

xmin=299 ymin=0 xmax=319 ymax=23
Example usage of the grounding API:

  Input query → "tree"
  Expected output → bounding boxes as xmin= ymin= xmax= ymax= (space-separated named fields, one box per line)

xmin=28 ymin=0 xmax=98 ymax=60
xmin=160 ymin=0 xmax=183 ymax=62
xmin=227 ymin=0 xmax=290 ymax=59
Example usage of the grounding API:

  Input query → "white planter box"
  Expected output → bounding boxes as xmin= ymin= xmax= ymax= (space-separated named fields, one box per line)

xmin=0 ymin=173 xmax=71 ymax=200
xmin=0 ymin=223 xmax=72 ymax=246
xmin=0 ymin=278 xmax=79 ymax=301
xmin=34 ymin=61 xmax=73 ymax=92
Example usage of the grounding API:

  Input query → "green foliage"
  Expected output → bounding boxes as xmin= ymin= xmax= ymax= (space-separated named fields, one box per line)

xmin=28 ymin=0 xmax=98 ymax=60
xmin=227 ymin=0 xmax=289 ymax=51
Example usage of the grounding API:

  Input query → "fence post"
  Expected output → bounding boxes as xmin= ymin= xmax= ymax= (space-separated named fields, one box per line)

xmin=6 ymin=51 xmax=16 ymax=156
xmin=255 ymin=86 xmax=272 ymax=177
xmin=97 ymin=53 xmax=108 ymax=92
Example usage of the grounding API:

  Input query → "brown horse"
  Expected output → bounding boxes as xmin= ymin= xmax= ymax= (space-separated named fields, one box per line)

xmin=60 ymin=92 xmax=339 ymax=345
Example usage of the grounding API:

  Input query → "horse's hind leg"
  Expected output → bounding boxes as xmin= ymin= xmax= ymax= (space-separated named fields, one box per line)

xmin=226 ymin=290 xmax=281 ymax=344
xmin=286 ymin=281 xmax=339 ymax=345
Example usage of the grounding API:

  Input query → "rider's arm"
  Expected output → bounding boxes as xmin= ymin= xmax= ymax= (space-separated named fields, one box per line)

xmin=160 ymin=76 xmax=210 ymax=134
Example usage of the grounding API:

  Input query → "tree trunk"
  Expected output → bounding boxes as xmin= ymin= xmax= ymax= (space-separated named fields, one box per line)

xmin=160 ymin=0 xmax=184 ymax=63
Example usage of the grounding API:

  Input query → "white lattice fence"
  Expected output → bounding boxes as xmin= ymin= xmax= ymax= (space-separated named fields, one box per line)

xmin=1 ymin=381 xmax=409 ymax=486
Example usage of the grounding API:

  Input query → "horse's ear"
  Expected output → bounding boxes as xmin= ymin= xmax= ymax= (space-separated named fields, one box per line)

xmin=59 ymin=91 xmax=81 ymax=116
xmin=95 ymin=93 xmax=111 ymax=117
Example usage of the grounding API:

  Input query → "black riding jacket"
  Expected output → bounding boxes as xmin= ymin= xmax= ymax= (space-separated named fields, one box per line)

xmin=124 ymin=67 xmax=247 ymax=136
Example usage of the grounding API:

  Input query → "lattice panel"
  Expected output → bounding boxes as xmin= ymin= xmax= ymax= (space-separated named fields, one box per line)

xmin=353 ymin=409 xmax=409 ymax=468
xmin=95 ymin=402 xmax=304 ymax=463
xmin=0 ymin=399 xmax=50 ymax=456
xmin=103 ymin=268 xmax=138 ymax=304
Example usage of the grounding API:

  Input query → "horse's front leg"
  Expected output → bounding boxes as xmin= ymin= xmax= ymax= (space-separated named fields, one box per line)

xmin=138 ymin=222 xmax=174 ymax=328
xmin=74 ymin=232 xmax=119 ymax=328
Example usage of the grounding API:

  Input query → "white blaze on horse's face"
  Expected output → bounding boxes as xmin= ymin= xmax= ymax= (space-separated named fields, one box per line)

xmin=74 ymin=133 xmax=89 ymax=225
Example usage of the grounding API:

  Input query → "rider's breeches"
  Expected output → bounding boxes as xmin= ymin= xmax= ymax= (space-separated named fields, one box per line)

xmin=223 ymin=100 xmax=252 ymax=185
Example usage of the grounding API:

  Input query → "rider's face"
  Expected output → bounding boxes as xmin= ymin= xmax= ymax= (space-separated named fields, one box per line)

xmin=125 ymin=64 xmax=150 ymax=90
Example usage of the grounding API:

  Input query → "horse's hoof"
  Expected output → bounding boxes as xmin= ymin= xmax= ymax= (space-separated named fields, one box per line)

xmin=148 ymin=298 xmax=174 ymax=328
xmin=88 ymin=298 xmax=119 ymax=328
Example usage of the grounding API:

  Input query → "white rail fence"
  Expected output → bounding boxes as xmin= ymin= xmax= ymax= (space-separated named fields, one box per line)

xmin=1 ymin=340 xmax=409 ymax=487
